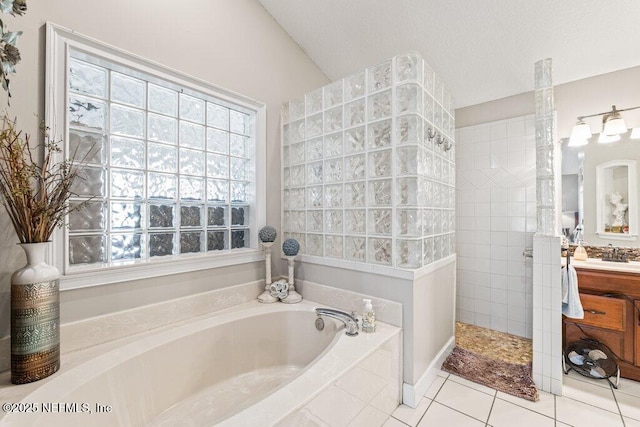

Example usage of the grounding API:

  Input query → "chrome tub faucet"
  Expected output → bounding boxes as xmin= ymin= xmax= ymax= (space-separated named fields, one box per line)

xmin=315 ymin=308 xmax=359 ymax=336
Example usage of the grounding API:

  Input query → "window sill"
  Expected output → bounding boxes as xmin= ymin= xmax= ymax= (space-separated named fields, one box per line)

xmin=60 ymin=248 xmax=264 ymax=291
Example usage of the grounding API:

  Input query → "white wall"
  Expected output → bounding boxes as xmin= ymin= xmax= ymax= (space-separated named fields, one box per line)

xmin=455 ymin=115 xmax=536 ymax=338
xmin=0 ymin=0 xmax=329 ymax=336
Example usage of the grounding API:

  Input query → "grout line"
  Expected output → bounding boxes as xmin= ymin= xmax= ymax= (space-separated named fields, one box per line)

xmin=609 ymin=383 xmax=627 ymax=427
xmin=389 ymin=415 xmax=412 ymax=426
xmin=493 ymin=395 xmax=555 ymax=421
xmin=485 ymin=393 xmax=497 ymax=426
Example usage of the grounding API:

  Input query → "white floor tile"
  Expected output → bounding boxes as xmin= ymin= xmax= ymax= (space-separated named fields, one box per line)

xmin=391 ymin=398 xmax=431 ymax=427
xmin=434 ymin=379 xmax=495 ymax=421
xmin=616 ymin=378 xmax=640 ymax=398
xmin=418 ymin=402 xmax=485 ymax=427
xmin=625 ymin=417 xmax=640 ymax=426
xmin=614 ymin=389 xmax=640 ymax=421
xmin=487 ymin=398 xmax=554 ymax=427
xmin=495 ymin=389 xmax=555 ymax=418
xmin=555 ymin=396 xmax=624 ymax=427
xmin=564 ymin=369 xmax=612 ymax=389
xmin=383 ymin=417 xmax=408 ymax=427
xmin=348 ymin=405 xmax=389 ymax=427
xmin=424 ymin=376 xmax=446 ymax=399
xmin=562 ymin=375 xmax=618 ymax=413
xmin=447 ymin=373 xmax=497 ymax=396
xmin=435 ymin=369 xmax=450 ymax=379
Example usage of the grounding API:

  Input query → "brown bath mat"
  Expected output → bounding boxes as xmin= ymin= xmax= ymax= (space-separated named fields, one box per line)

xmin=442 ymin=346 xmax=539 ymax=402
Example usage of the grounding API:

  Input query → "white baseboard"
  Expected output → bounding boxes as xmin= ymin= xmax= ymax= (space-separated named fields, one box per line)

xmin=402 ymin=335 xmax=455 ymax=408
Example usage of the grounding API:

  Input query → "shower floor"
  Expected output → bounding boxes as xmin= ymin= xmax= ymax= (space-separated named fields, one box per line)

xmin=455 ymin=322 xmax=533 ymax=365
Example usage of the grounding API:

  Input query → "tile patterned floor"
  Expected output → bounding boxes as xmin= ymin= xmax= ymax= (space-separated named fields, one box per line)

xmin=455 ymin=322 xmax=533 ymax=365
xmin=383 ymin=369 xmax=640 ymax=427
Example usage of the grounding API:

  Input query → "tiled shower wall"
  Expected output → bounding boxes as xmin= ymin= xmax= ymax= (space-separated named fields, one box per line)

xmin=281 ymin=53 xmax=455 ymax=269
xmin=455 ymin=115 xmax=536 ymax=338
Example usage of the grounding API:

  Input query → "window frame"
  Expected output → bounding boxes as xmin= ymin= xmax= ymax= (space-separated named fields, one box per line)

xmin=46 ymin=22 xmax=266 ymax=290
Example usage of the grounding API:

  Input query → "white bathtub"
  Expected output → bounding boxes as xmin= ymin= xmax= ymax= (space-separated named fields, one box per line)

xmin=0 ymin=300 xmax=401 ymax=426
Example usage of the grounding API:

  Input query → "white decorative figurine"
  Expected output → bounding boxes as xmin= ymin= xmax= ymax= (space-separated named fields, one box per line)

xmin=280 ymin=238 xmax=302 ymax=303
xmin=610 ymin=192 xmax=628 ymax=229
xmin=258 ymin=226 xmax=278 ymax=303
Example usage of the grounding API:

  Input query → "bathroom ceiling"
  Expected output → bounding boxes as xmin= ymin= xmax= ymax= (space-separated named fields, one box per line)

xmin=257 ymin=0 xmax=640 ymax=108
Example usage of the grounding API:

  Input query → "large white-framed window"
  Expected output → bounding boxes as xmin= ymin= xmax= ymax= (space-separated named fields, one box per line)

xmin=46 ymin=23 xmax=266 ymax=290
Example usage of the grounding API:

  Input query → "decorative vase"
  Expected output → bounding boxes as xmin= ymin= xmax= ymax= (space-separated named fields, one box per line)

xmin=11 ymin=242 xmax=60 ymax=384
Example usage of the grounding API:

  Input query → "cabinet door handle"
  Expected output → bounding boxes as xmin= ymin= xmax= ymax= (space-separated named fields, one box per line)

xmin=586 ymin=309 xmax=606 ymax=315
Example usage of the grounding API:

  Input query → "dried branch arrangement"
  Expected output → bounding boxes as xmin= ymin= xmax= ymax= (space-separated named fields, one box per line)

xmin=0 ymin=115 xmax=87 ymax=243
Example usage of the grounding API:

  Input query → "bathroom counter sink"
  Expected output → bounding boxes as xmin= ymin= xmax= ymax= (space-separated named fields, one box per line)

xmin=567 ymin=258 xmax=640 ymax=274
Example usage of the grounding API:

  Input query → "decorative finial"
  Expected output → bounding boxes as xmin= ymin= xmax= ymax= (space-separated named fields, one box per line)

xmin=282 ymin=238 xmax=300 ymax=256
xmin=258 ymin=225 xmax=277 ymax=243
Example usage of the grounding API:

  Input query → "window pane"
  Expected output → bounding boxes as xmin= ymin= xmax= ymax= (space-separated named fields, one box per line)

xmin=180 ymin=205 xmax=202 ymax=227
xmin=230 ymin=110 xmax=249 ymax=135
xmin=207 ymin=206 xmax=227 ymax=227
xmin=111 ymin=169 xmax=144 ymax=199
xmin=111 ymin=72 xmax=145 ymax=108
xmin=231 ymin=206 xmax=249 ymax=226
xmin=180 ymin=176 xmax=204 ymax=200
xmin=180 ymin=231 xmax=202 ymax=254
xmin=230 ymin=134 xmax=248 ymax=158
xmin=148 ymin=173 xmax=176 ymax=199
xmin=69 ymin=59 xmax=107 ymax=98
xmin=207 ymin=179 xmax=228 ymax=203
xmin=148 ymin=113 xmax=177 ymax=144
xmin=65 ymin=46 xmax=258 ymax=274
xmin=207 ymin=230 xmax=227 ymax=251
xmin=179 ymin=148 xmax=205 ymax=176
xmin=149 ymin=204 xmax=175 ymax=228
xmin=71 ymin=166 xmax=105 ymax=197
xmin=207 ymin=103 xmax=229 ymax=130
xmin=111 ymin=202 xmax=143 ymax=229
xmin=149 ymin=233 xmax=174 ymax=257
xmin=206 ymin=128 xmax=228 ymax=154
xmin=69 ymin=130 xmax=105 ymax=165
xmin=111 ymin=233 xmax=143 ymax=260
xmin=230 ymin=158 xmax=248 ymax=181
xmin=69 ymin=235 xmax=106 ymax=265
xmin=231 ymin=181 xmax=248 ymax=203
xmin=207 ymin=154 xmax=229 ymax=179
xmin=148 ymin=143 xmax=177 ymax=173
xmin=111 ymin=104 xmax=145 ymax=138
xmin=69 ymin=201 xmax=105 ymax=231
xmin=148 ymin=83 xmax=178 ymax=116
xmin=180 ymin=93 xmax=205 ymax=124
xmin=69 ymin=95 xmax=107 ymax=130
xmin=111 ymin=137 xmax=145 ymax=169
xmin=179 ymin=122 xmax=205 ymax=149
xmin=231 ymin=229 xmax=248 ymax=249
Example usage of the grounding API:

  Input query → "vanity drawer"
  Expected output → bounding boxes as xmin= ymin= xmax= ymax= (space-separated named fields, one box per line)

xmin=576 ymin=293 xmax=625 ymax=331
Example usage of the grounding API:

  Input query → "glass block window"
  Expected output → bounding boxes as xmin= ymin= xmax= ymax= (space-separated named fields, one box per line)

xmin=65 ymin=50 xmax=256 ymax=270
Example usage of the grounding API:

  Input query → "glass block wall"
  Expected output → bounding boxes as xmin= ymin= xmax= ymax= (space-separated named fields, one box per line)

xmin=281 ymin=53 xmax=455 ymax=269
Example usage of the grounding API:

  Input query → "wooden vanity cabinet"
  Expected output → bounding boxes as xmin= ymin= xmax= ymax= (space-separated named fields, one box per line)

xmin=562 ymin=268 xmax=640 ymax=381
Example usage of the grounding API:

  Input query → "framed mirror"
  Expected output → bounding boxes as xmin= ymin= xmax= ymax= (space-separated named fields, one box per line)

xmin=561 ymin=132 xmax=640 ymax=246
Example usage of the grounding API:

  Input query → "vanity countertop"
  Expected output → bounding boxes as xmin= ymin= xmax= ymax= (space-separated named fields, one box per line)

xmin=563 ymin=257 xmax=640 ymax=273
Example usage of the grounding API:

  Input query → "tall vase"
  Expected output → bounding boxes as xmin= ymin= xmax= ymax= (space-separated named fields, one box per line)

xmin=11 ymin=242 xmax=60 ymax=384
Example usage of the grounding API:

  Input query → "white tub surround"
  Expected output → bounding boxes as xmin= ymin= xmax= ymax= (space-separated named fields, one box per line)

xmin=295 ymin=255 xmax=456 ymax=408
xmin=0 ymin=300 xmax=401 ymax=426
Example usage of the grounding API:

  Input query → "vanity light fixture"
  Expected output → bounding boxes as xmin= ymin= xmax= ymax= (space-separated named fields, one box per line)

xmin=569 ymin=104 xmax=640 ymax=146
xmin=568 ymin=119 xmax=591 ymax=147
